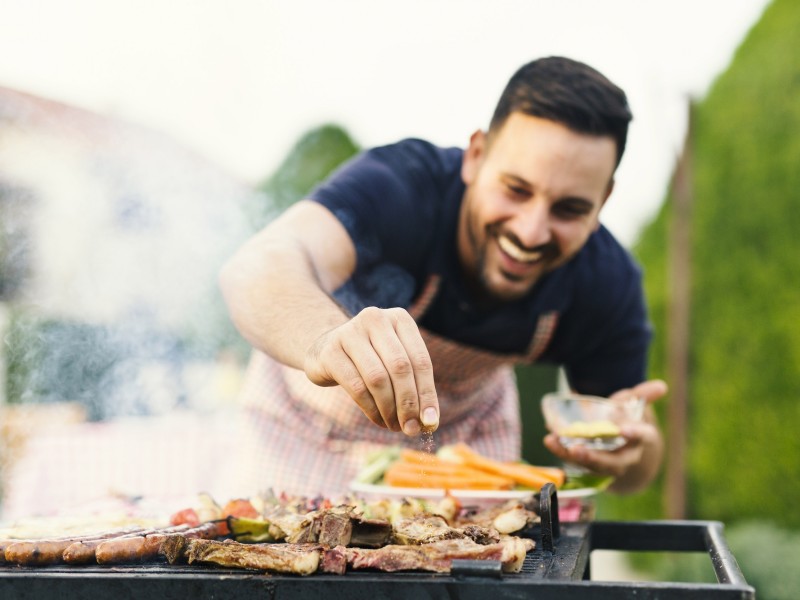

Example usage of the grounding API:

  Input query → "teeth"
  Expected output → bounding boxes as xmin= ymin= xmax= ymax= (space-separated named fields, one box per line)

xmin=498 ymin=235 xmax=542 ymax=263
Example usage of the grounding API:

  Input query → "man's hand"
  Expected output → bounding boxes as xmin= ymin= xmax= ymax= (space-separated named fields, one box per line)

xmin=304 ymin=306 xmax=440 ymax=436
xmin=221 ymin=201 xmax=439 ymax=438
xmin=543 ymin=379 xmax=667 ymax=493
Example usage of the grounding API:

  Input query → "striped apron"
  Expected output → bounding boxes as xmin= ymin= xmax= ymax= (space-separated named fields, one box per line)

xmin=238 ymin=275 xmax=558 ymax=497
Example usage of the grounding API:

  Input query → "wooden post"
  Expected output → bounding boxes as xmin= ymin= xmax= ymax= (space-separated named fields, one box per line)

xmin=665 ymin=99 xmax=693 ymax=519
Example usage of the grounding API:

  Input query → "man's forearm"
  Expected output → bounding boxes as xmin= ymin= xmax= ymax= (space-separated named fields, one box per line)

xmin=219 ymin=235 xmax=349 ymax=370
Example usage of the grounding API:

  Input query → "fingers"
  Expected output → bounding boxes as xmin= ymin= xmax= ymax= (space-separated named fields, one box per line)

xmin=304 ymin=329 xmax=388 ymax=428
xmin=304 ymin=307 xmax=438 ymax=435
xmin=391 ymin=309 xmax=438 ymax=432
xmin=610 ymin=379 xmax=668 ymax=404
xmin=342 ymin=311 xmax=410 ymax=432
xmin=544 ymin=433 xmax=637 ymax=478
xmin=636 ymin=379 xmax=668 ymax=403
xmin=544 ymin=421 xmax=659 ymax=479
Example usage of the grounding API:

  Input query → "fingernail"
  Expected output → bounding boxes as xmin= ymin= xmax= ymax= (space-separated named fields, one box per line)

xmin=422 ymin=407 xmax=438 ymax=427
xmin=403 ymin=419 xmax=420 ymax=436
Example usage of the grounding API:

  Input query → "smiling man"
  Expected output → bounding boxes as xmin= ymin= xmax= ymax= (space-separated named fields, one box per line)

xmin=458 ymin=112 xmax=617 ymax=304
xmin=220 ymin=56 xmax=666 ymax=497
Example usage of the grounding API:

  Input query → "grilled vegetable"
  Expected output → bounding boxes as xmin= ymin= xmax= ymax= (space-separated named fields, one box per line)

xmin=355 ymin=446 xmax=402 ymax=484
xmin=227 ymin=517 xmax=279 ymax=543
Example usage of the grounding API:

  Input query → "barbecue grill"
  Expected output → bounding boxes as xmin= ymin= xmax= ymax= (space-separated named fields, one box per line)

xmin=0 ymin=486 xmax=755 ymax=599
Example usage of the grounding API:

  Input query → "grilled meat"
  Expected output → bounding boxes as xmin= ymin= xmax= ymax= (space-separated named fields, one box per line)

xmin=346 ymin=537 xmax=531 ymax=574
xmin=64 ymin=526 xmax=178 ymax=565
xmin=177 ymin=535 xmax=531 ymax=576
xmin=391 ymin=514 xmax=502 ymax=546
xmin=349 ymin=518 xmax=393 ymax=548
xmin=183 ymin=539 xmax=323 ymax=576
xmin=460 ymin=524 xmax=501 ymax=545
xmin=255 ymin=503 xmax=394 ymax=548
xmin=159 ymin=523 xmax=230 ymax=565
xmin=320 ymin=544 xmax=348 ymax=574
xmin=96 ymin=522 xmax=222 ymax=565
xmin=455 ymin=499 xmax=538 ymax=535
xmin=392 ymin=515 xmax=468 ymax=545
xmin=318 ymin=505 xmax=354 ymax=547
xmin=2 ymin=493 xmax=539 ymax=575
xmin=3 ymin=527 xmax=148 ymax=566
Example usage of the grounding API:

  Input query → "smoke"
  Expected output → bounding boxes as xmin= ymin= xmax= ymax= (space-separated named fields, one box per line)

xmin=0 ymin=88 xmax=262 ymax=417
xmin=0 ymin=88 xmax=273 ymax=516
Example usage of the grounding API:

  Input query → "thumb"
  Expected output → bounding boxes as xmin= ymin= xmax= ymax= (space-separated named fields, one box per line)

xmin=632 ymin=379 xmax=668 ymax=403
xmin=612 ymin=379 xmax=667 ymax=404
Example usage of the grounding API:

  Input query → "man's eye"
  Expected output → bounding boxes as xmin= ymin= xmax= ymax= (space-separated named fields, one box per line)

xmin=506 ymin=185 xmax=528 ymax=197
xmin=554 ymin=203 xmax=591 ymax=218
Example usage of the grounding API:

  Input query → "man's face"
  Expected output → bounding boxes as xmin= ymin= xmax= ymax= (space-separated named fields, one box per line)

xmin=458 ymin=112 xmax=617 ymax=303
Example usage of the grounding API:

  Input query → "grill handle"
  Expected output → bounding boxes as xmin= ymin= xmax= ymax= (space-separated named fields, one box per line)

xmin=538 ymin=482 xmax=560 ymax=553
xmin=588 ymin=520 xmax=749 ymax=586
xmin=450 ymin=558 xmax=503 ymax=579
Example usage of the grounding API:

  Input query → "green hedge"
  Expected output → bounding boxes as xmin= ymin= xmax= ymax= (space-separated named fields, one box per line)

xmin=602 ymin=0 xmax=800 ymax=529
xmin=254 ymin=124 xmax=359 ymax=223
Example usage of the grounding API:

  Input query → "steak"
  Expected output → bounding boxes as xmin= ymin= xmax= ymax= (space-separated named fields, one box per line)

xmin=391 ymin=515 xmax=465 ymax=545
xmin=251 ymin=503 xmax=392 ymax=548
xmin=345 ymin=537 xmax=532 ymax=573
xmin=317 ymin=506 xmax=354 ymax=547
xmin=184 ymin=539 xmax=323 ymax=576
xmin=456 ymin=500 xmax=538 ymax=535
xmin=178 ymin=535 xmax=531 ymax=575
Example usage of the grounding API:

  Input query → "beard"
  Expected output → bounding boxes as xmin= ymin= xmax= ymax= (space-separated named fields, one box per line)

xmin=461 ymin=221 xmax=559 ymax=307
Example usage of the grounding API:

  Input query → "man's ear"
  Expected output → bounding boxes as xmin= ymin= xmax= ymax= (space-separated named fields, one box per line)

xmin=604 ymin=177 xmax=615 ymax=205
xmin=461 ymin=129 xmax=486 ymax=185
xmin=594 ymin=178 xmax=615 ymax=231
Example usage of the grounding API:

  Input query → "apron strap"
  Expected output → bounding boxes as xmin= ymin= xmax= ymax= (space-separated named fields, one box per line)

xmin=409 ymin=274 xmax=558 ymax=365
xmin=407 ymin=274 xmax=442 ymax=321
xmin=524 ymin=311 xmax=559 ymax=362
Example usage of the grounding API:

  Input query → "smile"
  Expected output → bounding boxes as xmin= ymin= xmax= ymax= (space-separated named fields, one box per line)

xmin=497 ymin=235 xmax=543 ymax=264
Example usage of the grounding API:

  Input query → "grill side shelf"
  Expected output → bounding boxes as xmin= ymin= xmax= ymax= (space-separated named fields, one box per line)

xmin=586 ymin=520 xmax=755 ymax=598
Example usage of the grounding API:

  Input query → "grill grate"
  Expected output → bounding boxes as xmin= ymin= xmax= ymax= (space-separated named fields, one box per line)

xmin=0 ymin=485 xmax=755 ymax=599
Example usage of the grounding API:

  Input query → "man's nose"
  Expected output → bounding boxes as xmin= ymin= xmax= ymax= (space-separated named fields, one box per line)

xmin=514 ymin=200 xmax=552 ymax=248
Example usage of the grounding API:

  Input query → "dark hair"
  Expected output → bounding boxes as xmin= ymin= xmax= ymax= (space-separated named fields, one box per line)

xmin=489 ymin=56 xmax=632 ymax=167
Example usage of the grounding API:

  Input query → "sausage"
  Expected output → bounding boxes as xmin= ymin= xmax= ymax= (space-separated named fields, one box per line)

xmin=4 ymin=527 xmax=145 ymax=566
xmin=95 ymin=524 xmax=192 ymax=564
xmin=95 ymin=536 xmax=150 ymax=564
xmin=6 ymin=540 xmax=89 ymax=566
xmin=62 ymin=539 xmax=107 ymax=565
xmin=62 ymin=527 xmax=160 ymax=564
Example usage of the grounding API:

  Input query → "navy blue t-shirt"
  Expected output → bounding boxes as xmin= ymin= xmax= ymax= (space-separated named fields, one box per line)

xmin=309 ymin=138 xmax=652 ymax=396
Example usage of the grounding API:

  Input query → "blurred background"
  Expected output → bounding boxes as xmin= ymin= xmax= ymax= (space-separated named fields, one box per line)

xmin=1 ymin=0 xmax=798 ymax=595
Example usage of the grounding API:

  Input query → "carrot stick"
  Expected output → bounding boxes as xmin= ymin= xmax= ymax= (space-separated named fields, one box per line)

xmin=387 ymin=461 xmax=512 ymax=483
xmin=450 ymin=443 xmax=565 ymax=488
xmin=384 ymin=461 xmax=514 ymax=490
xmin=399 ymin=448 xmax=448 ymax=464
xmin=507 ymin=464 xmax=566 ymax=487
xmin=386 ymin=461 xmax=514 ymax=487
xmin=384 ymin=469 xmax=511 ymax=490
xmin=390 ymin=459 xmax=468 ymax=474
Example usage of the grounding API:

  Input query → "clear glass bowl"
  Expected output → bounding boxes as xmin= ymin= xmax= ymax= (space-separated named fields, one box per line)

xmin=541 ymin=392 xmax=645 ymax=451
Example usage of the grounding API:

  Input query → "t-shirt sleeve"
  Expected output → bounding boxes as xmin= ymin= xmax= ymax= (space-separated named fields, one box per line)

xmin=307 ymin=141 xmax=439 ymax=274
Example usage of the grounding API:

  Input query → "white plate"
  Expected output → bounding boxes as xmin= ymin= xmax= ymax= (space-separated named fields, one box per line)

xmin=348 ymin=481 xmax=599 ymax=505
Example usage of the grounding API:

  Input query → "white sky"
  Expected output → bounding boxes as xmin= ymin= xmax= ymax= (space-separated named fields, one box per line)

xmin=0 ymin=0 xmax=771 ymax=246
